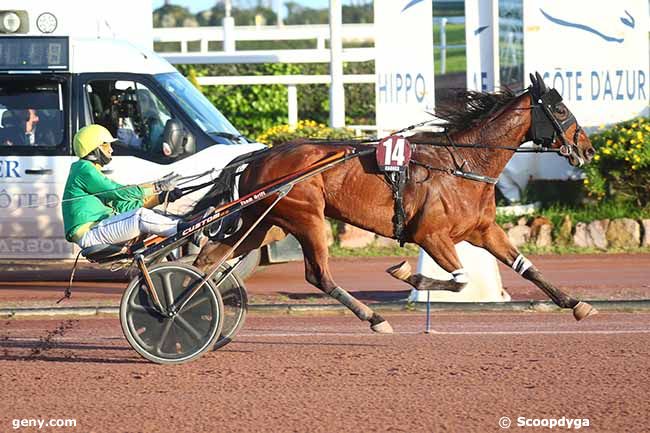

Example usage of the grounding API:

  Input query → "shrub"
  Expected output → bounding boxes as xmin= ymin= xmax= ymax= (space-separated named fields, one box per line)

xmin=584 ymin=116 xmax=650 ymax=205
xmin=256 ymin=119 xmax=357 ymax=147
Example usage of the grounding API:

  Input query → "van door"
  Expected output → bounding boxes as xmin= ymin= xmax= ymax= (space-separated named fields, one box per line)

xmin=80 ymin=76 xmax=200 ymax=214
xmin=0 ymin=76 xmax=73 ymax=259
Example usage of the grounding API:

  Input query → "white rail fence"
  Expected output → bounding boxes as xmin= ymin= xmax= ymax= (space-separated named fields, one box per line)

xmin=153 ymin=18 xmax=465 ymax=130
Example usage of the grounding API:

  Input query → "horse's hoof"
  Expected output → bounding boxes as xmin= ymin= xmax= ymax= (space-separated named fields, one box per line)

xmin=386 ymin=261 xmax=411 ymax=281
xmin=573 ymin=301 xmax=598 ymax=321
xmin=371 ymin=321 xmax=394 ymax=334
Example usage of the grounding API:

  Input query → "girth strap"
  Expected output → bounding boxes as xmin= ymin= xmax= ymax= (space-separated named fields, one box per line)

xmin=385 ymin=171 xmax=408 ymax=246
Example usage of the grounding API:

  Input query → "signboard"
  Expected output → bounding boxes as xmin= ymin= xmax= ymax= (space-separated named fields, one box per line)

xmin=374 ymin=0 xmax=435 ymax=134
xmin=465 ymin=0 xmax=498 ymax=91
xmin=523 ymin=0 xmax=649 ymax=126
xmin=0 ymin=37 xmax=69 ymax=71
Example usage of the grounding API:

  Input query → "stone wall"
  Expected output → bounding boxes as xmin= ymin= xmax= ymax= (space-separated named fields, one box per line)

xmin=333 ymin=218 xmax=650 ymax=251
xmin=505 ymin=217 xmax=649 ymax=250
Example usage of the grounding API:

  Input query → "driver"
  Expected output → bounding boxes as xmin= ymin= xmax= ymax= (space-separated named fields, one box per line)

xmin=62 ymin=124 xmax=184 ymax=249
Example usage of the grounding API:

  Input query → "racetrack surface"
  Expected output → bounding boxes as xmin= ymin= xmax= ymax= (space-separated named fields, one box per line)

xmin=1 ymin=312 xmax=649 ymax=432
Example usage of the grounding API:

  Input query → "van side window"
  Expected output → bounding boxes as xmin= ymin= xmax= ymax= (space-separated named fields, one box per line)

xmin=85 ymin=80 xmax=177 ymax=163
xmin=0 ymin=79 xmax=65 ymax=149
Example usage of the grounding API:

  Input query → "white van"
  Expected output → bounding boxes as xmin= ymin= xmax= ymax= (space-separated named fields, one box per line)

xmin=0 ymin=6 xmax=300 ymax=275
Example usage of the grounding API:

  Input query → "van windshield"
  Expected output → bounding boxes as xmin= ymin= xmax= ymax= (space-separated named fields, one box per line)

xmin=155 ymin=72 xmax=245 ymax=143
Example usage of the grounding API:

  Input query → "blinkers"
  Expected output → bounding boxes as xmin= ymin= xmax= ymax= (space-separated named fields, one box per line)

xmin=527 ymin=72 xmax=583 ymax=159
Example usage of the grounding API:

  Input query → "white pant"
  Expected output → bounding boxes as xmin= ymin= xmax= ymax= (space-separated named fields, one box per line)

xmin=78 ymin=208 xmax=178 ymax=248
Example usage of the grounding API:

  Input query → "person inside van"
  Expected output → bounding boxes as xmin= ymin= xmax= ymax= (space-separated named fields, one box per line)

xmin=62 ymin=124 xmax=186 ymax=249
xmin=0 ymin=108 xmax=41 ymax=146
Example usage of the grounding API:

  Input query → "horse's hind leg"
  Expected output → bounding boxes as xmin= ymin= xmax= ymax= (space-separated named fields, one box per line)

xmin=274 ymin=203 xmax=392 ymax=333
xmin=298 ymin=226 xmax=393 ymax=333
xmin=387 ymin=233 xmax=468 ymax=292
xmin=469 ymin=223 xmax=596 ymax=321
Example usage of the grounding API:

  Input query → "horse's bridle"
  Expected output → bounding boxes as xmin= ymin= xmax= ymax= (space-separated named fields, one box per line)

xmin=528 ymin=87 xmax=584 ymax=164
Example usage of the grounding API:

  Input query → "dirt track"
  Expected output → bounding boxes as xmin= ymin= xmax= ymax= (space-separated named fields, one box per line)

xmin=1 ymin=312 xmax=649 ymax=433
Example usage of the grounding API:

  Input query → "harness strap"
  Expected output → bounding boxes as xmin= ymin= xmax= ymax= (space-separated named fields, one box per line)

xmin=411 ymin=160 xmax=499 ymax=185
xmin=384 ymin=171 xmax=408 ymax=246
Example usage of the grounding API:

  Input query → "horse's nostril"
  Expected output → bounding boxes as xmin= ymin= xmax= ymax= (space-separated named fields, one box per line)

xmin=586 ymin=148 xmax=595 ymax=158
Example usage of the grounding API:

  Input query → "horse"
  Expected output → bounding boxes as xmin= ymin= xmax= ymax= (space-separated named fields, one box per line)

xmin=193 ymin=72 xmax=597 ymax=334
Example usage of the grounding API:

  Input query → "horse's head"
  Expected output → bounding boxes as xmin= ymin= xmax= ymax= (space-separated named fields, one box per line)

xmin=527 ymin=72 xmax=595 ymax=167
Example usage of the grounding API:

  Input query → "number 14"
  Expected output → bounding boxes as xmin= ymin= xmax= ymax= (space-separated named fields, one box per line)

xmin=383 ymin=137 xmax=406 ymax=166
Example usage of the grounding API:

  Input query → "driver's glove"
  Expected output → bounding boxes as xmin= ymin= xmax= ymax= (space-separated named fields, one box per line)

xmin=153 ymin=173 xmax=182 ymax=192
xmin=158 ymin=188 xmax=183 ymax=203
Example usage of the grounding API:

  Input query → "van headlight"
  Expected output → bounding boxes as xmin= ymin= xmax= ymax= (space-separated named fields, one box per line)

xmin=1 ymin=12 xmax=21 ymax=33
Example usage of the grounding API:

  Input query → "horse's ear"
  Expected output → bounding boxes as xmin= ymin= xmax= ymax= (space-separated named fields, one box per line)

xmin=529 ymin=73 xmax=538 ymax=93
xmin=535 ymin=71 xmax=547 ymax=93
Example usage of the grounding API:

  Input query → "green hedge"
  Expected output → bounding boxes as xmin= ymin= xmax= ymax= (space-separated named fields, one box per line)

xmin=177 ymin=62 xmax=375 ymax=138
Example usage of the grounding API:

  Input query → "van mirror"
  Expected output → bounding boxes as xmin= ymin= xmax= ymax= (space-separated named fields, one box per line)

xmin=161 ymin=119 xmax=195 ymax=158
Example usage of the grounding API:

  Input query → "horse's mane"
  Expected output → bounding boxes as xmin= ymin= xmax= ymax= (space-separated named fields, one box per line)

xmin=432 ymin=88 xmax=518 ymax=135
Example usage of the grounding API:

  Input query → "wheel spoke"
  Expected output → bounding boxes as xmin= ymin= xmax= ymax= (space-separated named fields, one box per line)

xmin=155 ymin=319 xmax=175 ymax=355
xmin=162 ymin=271 xmax=175 ymax=308
xmin=129 ymin=304 xmax=157 ymax=314
xmin=175 ymin=315 xmax=204 ymax=343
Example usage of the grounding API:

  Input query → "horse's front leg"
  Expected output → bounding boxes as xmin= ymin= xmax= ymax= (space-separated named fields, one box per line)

xmin=386 ymin=233 xmax=469 ymax=292
xmin=469 ymin=222 xmax=597 ymax=320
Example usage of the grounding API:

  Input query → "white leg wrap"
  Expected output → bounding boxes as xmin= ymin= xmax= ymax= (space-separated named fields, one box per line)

xmin=512 ymin=254 xmax=533 ymax=275
xmin=451 ymin=268 xmax=469 ymax=284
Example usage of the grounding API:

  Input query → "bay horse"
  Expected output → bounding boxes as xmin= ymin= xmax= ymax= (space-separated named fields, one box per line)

xmin=193 ymin=73 xmax=597 ymax=333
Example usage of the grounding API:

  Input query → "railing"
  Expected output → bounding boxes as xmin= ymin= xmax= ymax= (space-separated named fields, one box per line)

xmin=154 ymin=17 xmax=465 ymax=70
xmin=153 ymin=17 xmax=466 ymax=128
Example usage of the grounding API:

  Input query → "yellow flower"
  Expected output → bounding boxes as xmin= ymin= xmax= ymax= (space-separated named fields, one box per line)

xmin=631 ymin=123 xmax=638 ymax=128
xmin=583 ymin=179 xmax=590 ymax=185
xmin=594 ymin=154 xmax=600 ymax=161
xmin=632 ymin=165 xmax=638 ymax=170
xmin=637 ymin=131 xmax=643 ymax=140
xmin=603 ymin=148 xmax=612 ymax=155
xmin=598 ymin=124 xmax=605 ymax=130
xmin=606 ymin=139 xmax=613 ymax=145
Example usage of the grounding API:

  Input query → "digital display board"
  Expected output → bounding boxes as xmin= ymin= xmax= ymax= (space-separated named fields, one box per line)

xmin=0 ymin=37 xmax=68 ymax=71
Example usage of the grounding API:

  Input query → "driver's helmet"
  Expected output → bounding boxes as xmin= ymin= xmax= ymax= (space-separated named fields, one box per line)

xmin=73 ymin=124 xmax=117 ymax=158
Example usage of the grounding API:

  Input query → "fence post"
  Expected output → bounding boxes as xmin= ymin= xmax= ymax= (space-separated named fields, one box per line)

xmin=200 ymin=38 xmax=208 ymax=53
xmin=287 ymin=84 xmax=298 ymax=127
xmin=223 ymin=17 xmax=236 ymax=52
xmin=440 ymin=17 xmax=447 ymax=75
xmin=329 ymin=0 xmax=345 ymax=127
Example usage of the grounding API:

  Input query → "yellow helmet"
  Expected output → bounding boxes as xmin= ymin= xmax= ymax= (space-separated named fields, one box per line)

xmin=73 ymin=124 xmax=117 ymax=158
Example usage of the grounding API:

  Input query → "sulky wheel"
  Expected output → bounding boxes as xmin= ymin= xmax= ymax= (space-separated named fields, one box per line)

xmin=120 ymin=263 xmax=224 ymax=365
xmin=211 ymin=262 xmax=248 ymax=350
